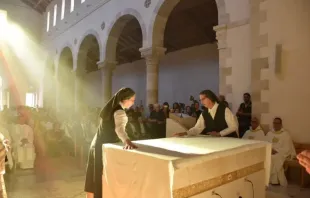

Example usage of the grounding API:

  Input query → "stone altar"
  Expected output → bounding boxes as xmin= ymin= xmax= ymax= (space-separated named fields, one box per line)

xmin=102 ymin=137 xmax=271 ymax=198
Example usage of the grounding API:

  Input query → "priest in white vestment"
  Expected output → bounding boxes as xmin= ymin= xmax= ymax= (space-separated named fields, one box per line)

xmin=266 ymin=117 xmax=296 ymax=186
xmin=14 ymin=117 xmax=36 ymax=169
xmin=242 ymin=117 xmax=265 ymax=141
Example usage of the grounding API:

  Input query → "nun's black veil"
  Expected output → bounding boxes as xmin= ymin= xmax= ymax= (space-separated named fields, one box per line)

xmin=99 ymin=87 xmax=135 ymax=121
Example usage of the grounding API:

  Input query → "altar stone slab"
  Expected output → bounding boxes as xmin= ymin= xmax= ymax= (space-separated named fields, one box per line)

xmin=102 ymin=137 xmax=271 ymax=198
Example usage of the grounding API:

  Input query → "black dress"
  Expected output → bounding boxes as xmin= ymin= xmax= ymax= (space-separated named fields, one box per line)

xmin=84 ymin=105 xmax=123 ymax=198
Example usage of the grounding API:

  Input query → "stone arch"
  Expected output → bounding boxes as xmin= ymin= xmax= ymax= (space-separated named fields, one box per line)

xmin=76 ymin=29 xmax=103 ymax=61
xmin=77 ymin=34 xmax=100 ymax=74
xmin=58 ymin=46 xmax=75 ymax=112
xmin=148 ymin=0 xmax=230 ymax=47
xmin=44 ymin=56 xmax=56 ymax=77
xmin=43 ymin=56 xmax=56 ymax=108
xmin=56 ymin=44 xmax=74 ymax=71
xmin=76 ymin=33 xmax=101 ymax=111
xmin=58 ymin=46 xmax=74 ymax=72
xmin=103 ymin=8 xmax=147 ymax=61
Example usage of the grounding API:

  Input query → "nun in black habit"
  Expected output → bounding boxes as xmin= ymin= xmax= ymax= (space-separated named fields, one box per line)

xmin=84 ymin=87 xmax=138 ymax=198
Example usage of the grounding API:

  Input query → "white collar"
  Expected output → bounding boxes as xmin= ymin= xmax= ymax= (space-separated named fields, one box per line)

xmin=119 ymin=102 xmax=125 ymax=110
xmin=208 ymin=102 xmax=219 ymax=113
xmin=250 ymin=125 xmax=262 ymax=132
xmin=272 ymin=128 xmax=284 ymax=134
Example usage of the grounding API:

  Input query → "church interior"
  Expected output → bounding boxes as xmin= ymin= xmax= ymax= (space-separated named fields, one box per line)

xmin=0 ymin=0 xmax=310 ymax=197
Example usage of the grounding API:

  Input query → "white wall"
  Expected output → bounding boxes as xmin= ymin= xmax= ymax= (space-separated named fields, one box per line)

xmin=262 ymin=0 xmax=310 ymax=143
xmin=0 ymin=0 xmax=43 ymax=106
xmin=82 ymin=70 xmax=102 ymax=108
xmin=0 ymin=0 xmax=43 ymax=41
xmin=112 ymin=60 xmax=147 ymax=107
xmin=158 ymin=44 xmax=219 ymax=105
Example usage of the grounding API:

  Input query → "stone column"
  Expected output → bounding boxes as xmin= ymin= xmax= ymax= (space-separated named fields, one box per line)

xmin=250 ymin=0 xmax=270 ymax=131
xmin=140 ymin=47 xmax=166 ymax=105
xmin=98 ymin=60 xmax=116 ymax=105
xmin=74 ymin=70 xmax=83 ymax=112
xmin=55 ymin=64 xmax=60 ymax=112
xmin=213 ymin=24 xmax=232 ymax=100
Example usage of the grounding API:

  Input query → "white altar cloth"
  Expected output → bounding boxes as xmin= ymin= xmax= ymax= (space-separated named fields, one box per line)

xmin=102 ymin=137 xmax=271 ymax=198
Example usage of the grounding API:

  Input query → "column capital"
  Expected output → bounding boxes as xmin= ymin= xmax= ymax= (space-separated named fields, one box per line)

xmin=213 ymin=24 xmax=228 ymax=50
xmin=71 ymin=68 xmax=86 ymax=77
xmin=139 ymin=46 xmax=166 ymax=59
xmin=213 ymin=24 xmax=227 ymax=32
xmin=97 ymin=60 xmax=117 ymax=71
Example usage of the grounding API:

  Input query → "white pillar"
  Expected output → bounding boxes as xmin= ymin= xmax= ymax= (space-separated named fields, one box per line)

xmin=140 ymin=46 xmax=166 ymax=105
xmin=97 ymin=60 xmax=116 ymax=105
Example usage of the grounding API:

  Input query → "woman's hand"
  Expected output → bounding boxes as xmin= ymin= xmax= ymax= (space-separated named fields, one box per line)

xmin=124 ymin=139 xmax=138 ymax=150
xmin=3 ymin=139 xmax=10 ymax=151
xmin=297 ymin=150 xmax=310 ymax=174
xmin=173 ymin=132 xmax=187 ymax=137
xmin=207 ymin=131 xmax=221 ymax=137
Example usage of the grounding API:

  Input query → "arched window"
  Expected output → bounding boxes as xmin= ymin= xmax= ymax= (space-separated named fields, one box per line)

xmin=46 ymin=11 xmax=50 ymax=32
xmin=70 ymin=0 xmax=74 ymax=12
xmin=53 ymin=4 xmax=57 ymax=26
xmin=61 ymin=0 xmax=65 ymax=20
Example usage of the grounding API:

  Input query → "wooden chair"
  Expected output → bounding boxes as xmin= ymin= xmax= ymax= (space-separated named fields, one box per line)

xmin=284 ymin=143 xmax=310 ymax=187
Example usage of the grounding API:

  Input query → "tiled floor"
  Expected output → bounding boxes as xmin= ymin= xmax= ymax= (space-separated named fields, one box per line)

xmin=4 ymin=156 xmax=310 ymax=198
xmin=5 ymin=156 xmax=86 ymax=198
xmin=267 ymin=185 xmax=310 ymax=198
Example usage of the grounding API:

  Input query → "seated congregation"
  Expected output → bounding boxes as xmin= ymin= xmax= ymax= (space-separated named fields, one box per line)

xmin=0 ymin=90 xmax=304 ymax=189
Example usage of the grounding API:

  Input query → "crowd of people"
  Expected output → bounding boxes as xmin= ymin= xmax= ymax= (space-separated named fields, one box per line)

xmin=0 ymin=89 xmax=309 ymax=197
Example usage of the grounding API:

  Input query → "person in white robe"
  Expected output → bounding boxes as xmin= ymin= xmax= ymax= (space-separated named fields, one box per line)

xmin=266 ymin=117 xmax=296 ymax=186
xmin=242 ymin=117 xmax=265 ymax=141
xmin=14 ymin=117 xmax=36 ymax=169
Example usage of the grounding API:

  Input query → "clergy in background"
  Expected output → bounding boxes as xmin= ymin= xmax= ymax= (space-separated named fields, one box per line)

xmin=174 ymin=90 xmax=238 ymax=137
xmin=14 ymin=116 xmax=36 ymax=169
xmin=266 ymin=117 xmax=296 ymax=186
xmin=242 ymin=117 xmax=265 ymax=141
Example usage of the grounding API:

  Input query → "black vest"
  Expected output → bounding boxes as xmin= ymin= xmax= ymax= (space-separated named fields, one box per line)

xmin=96 ymin=105 xmax=124 ymax=144
xmin=201 ymin=104 xmax=237 ymax=137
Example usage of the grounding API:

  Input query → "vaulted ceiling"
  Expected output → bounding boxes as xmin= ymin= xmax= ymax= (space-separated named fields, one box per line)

xmin=21 ymin=0 xmax=52 ymax=14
